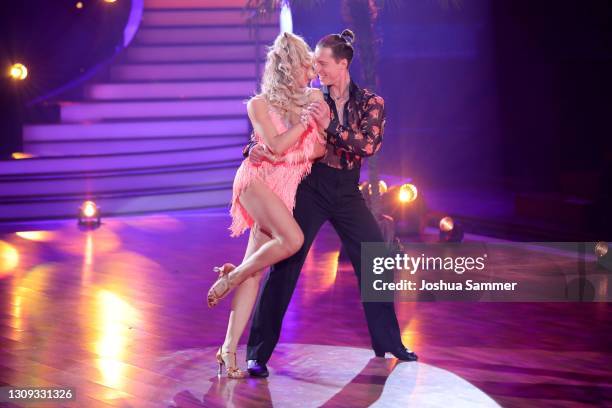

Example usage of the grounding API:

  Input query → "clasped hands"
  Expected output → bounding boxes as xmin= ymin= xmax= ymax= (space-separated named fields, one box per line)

xmin=250 ymin=101 xmax=330 ymax=166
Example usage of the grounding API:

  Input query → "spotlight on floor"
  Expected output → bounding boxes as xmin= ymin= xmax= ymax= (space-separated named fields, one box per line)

xmin=359 ymin=180 xmax=388 ymax=198
xmin=595 ymin=241 xmax=611 ymax=272
xmin=440 ymin=216 xmax=454 ymax=232
xmin=381 ymin=182 xmax=426 ymax=236
xmin=439 ymin=216 xmax=464 ymax=242
xmin=357 ymin=180 xmax=396 ymax=244
xmin=378 ymin=180 xmax=388 ymax=194
xmin=78 ymin=200 xmax=101 ymax=227
xmin=8 ymin=63 xmax=28 ymax=80
xmin=398 ymin=183 xmax=418 ymax=203
xmin=358 ymin=180 xmax=368 ymax=193
xmin=595 ymin=241 xmax=608 ymax=258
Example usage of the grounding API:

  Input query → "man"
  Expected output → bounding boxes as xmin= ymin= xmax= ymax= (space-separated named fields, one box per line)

xmin=243 ymin=30 xmax=418 ymax=378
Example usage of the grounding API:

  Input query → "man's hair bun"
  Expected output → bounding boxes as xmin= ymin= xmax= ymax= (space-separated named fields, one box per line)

xmin=340 ymin=29 xmax=355 ymax=45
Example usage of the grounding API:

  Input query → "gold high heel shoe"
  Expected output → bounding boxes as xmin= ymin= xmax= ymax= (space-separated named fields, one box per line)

xmin=216 ymin=347 xmax=247 ymax=379
xmin=207 ymin=263 xmax=236 ymax=308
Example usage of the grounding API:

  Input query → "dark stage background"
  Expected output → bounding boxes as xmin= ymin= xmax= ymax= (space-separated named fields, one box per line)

xmin=293 ymin=0 xmax=611 ymax=238
xmin=0 ymin=0 xmax=610 ymax=239
xmin=0 ymin=0 xmax=130 ymax=157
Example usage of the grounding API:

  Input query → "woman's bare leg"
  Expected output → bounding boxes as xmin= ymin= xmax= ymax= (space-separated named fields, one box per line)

xmin=228 ymin=179 xmax=304 ymax=285
xmin=209 ymin=179 xmax=304 ymax=305
xmin=221 ymin=226 xmax=271 ymax=353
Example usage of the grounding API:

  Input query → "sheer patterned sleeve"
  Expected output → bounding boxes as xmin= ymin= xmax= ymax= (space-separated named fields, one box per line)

xmin=325 ymin=95 xmax=385 ymax=157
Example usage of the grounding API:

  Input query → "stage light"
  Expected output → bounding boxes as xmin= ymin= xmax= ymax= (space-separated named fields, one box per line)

xmin=378 ymin=180 xmax=388 ymax=194
xmin=8 ymin=63 xmax=28 ymax=80
xmin=439 ymin=216 xmax=454 ymax=232
xmin=79 ymin=200 xmax=101 ymax=226
xmin=380 ymin=182 xmax=426 ymax=236
xmin=83 ymin=201 xmax=97 ymax=218
xmin=359 ymin=180 xmax=388 ymax=196
xmin=439 ymin=216 xmax=464 ymax=243
xmin=280 ymin=0 xmax=293 ymax=34
xmin=595 ymin=241 xmax=611 ymax=272
xmin=398 ymin=183 xmax=418 ymax=203
xmin=104 ymin=0 xmax=117 ymax=3
xmin=76 ymin=2 xmax=84 ymax=8
xmin=12 ymin=152 xmax=34 ymax=159
xmin=595 ymin=241 xmax=608 ymax=258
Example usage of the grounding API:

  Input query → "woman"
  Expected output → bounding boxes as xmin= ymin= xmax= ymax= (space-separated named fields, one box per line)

xmin=206 ymin=32 xmax=327 ymax=378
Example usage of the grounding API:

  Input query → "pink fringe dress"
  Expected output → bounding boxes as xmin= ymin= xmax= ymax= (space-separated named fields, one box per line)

xmin=229 ymin=108 xmax=325 ymax=237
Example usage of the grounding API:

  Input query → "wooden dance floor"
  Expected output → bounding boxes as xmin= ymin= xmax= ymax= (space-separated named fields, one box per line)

xmin=0 ymin=212 xmax=610 ymax=407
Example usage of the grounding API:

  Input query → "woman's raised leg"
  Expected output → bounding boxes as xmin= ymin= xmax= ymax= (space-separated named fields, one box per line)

xmin=207 ymin=179 xmax=304 ymax=307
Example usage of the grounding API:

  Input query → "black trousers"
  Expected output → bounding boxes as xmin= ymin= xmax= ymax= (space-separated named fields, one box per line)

xmin=246 ymin=162 xmax=404 ymax=363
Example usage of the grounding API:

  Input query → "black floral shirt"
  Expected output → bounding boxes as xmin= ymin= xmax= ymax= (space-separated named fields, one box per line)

xmin=242 ymin=80 xmax=385 ymax=171
xmin=320 ymin=80 xmax=385 ymax=170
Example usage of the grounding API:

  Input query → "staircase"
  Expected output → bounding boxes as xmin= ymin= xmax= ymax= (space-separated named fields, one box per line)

xmin=0 ymin=0 xmax=278 ymax=222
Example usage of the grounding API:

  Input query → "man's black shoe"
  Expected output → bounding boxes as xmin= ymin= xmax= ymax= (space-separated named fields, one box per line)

xmin=247 ymin=359 xmax=269 ymax=377
xmin=375 ymin=346 xmax=418 ymax=361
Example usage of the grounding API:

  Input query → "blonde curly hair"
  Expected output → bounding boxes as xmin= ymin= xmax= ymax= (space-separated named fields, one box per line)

xmin=260 ymin=32 xmax=314 ymax=118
